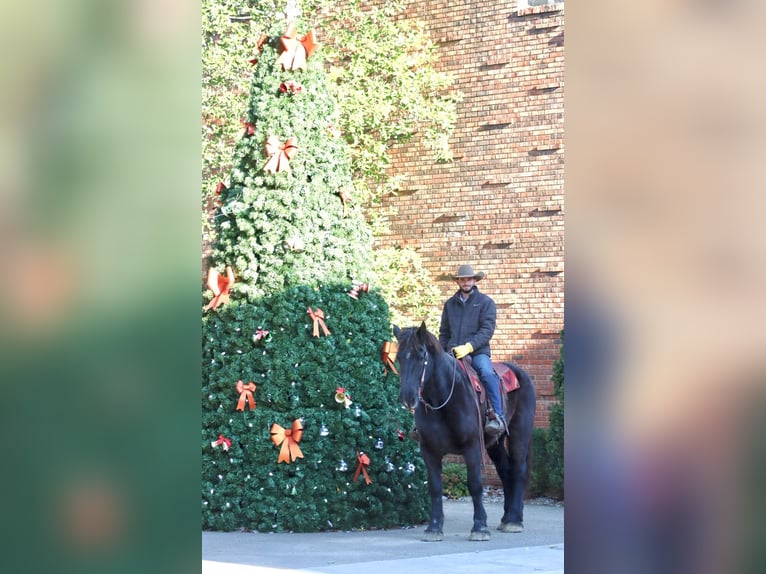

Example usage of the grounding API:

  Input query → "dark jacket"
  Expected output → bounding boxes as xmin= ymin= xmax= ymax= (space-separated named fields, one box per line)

xmin=438 ymin=287 xmax=497 ymax=357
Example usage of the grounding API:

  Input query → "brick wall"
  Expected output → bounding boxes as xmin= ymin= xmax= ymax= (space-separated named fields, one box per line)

xmin=372 ymin=1 xmax=565 ymax=441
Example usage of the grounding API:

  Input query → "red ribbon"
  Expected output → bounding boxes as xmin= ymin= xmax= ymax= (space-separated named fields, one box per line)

xmin=276 ymin=21 xmax=317 ymax=71
xmin=205 ymin=266 xmax=235 ymax=310
xmin=270 ymin=420 xmax=304 ymax=464
xmin=215 ymin=181 xmax=227 ymax=196
xmin=253 ymin=329 xmax=269 ymax=341
xmin=235 ymin=380 xmax=257 ymax=411
xmin=353 ymin=452 xmax=372 ymax=485
xmin=211 ymin=434 xmax=232 ymax=451
xmin=307 ymin=307 xmax=330 ymax=337
xmin=263 ymin=135 xmax=298 ymax=174
xmin=381 ymin=340 xmax=399 ymax=375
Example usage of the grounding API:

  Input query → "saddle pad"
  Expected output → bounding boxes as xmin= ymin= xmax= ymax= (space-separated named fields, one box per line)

xmin=493 ymin=362 xmax=520 ymax=393
xmin=461 ymin=360 xmax=520 ymax=393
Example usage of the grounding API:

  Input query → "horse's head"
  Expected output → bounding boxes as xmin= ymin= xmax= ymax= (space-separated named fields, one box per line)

xmin=393 ymin=322 xmax=442 ymax=409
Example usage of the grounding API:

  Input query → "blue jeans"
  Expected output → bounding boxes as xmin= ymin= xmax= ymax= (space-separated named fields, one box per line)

xmin=471 ymin=353 xmax=503 ymax=419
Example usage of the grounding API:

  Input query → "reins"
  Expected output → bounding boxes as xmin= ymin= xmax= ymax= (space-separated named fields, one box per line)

xmin=418 ymin=355 xmax=458 ymax=411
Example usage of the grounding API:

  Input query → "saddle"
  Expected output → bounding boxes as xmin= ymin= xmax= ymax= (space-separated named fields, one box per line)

xmin=458 ymin=356 xmax=520 ymax=418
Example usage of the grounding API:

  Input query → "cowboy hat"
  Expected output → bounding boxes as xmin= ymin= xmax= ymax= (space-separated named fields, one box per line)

xmin=453 ymin=264 xmax=485 ymax=281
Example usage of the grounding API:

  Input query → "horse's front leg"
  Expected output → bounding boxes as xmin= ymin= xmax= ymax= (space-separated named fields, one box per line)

xmin=420 ymin=448 xmax=444 ymax=542
xmin=464 ymin=444 xmax=491 ymax=541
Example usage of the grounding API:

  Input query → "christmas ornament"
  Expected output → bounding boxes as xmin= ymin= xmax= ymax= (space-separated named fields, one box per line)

xmin=241 ymin=118 xmax=256 ymax=136
xmin=263 ymin=135 xmax=298 ymax=174
xmin=211 ymin=434 xmax=231 ymax=451
xmin=405 ymin=462 xmax=416 ymax=475
xmin=384 ymin=457 xmax=395 ymax=473
xmin=270 ymin=419 xmax=304 ymax=464
xmin=353 ymin=404 xmax=362 ymax=417
xmin=334 ymin=387 xmax=352 ymax=408
xmin=215 ymin=181 xmax=227 ymax=196
xmin=336 ymin=459 xmax=348 ymax=472
xmin=252 ymin=329 xmax=269 ymax=342
xmin=353 ymin=452 xmax=372 ymax=485
xmin=307 ymin=307 xmax=330 ymax=337
xmin=319 ymin=423 xmax=330 ymax=437
xmin=235 ymin=380 xmax=257 ymax=411
xmin=397 ymin=429 xmax=405 ymax=441
xmin=204 ymin=266 xmax=235 ymax=311
xmin=374 ymin=438 xmax=384 ymax=450
xmin=380 ymin=340 xmax=399 ymax=375
xmin=275 ymin=21 xmax=317 ymax=71
xmin=279 ymin=80 xmax=303 ymax=94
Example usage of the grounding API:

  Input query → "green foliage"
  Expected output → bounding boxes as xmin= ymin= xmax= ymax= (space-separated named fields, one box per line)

xmin=202 ymin=286 xmax=428 ymax=531
xmin=202 ymin=0 xmax=458 ymax=315
xmin=370 ymin=246 xmax=442 ymax=328
xmin=202 ymin=17 xmax=429 ymax=532
xmin=441 ymin=462 xmax=469 ymax=499
xmin=546 ymin=331 xmax=564 ymax=498
xmin=528 ymin=427 xmax=550 ymax=497
xmin=528 ymin=332 xmax=564 ymax=500
xmin=209 ymin=34 xmax=374 ymax=300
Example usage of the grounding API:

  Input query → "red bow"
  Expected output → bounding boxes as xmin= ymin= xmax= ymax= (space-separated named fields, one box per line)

xmin=353 ymin=451 xmax=372 ymax=485
xmin=235 ymin=380 xmax=257 ymax=411
xmin=270 ymin=420 xmax=304 ymax=464
xmin=381 ymin=341 xmax=399 ymax=375
xmin=205 ymin=266 xmax=235 ymax=311
xmin=263 ymin=135 xmax=298 ymax=174
xmin=253 ymin=329 xmax=269 ymax=341
xmin=215 ymin=181 xmax=227 ymax=196
xmin=211 ymin=434 xmax=232 ymax=451
xmin=276 ymin=21 xmax=317 ymax=71
xmin=307 ymin=307 xmax=330 ymax=337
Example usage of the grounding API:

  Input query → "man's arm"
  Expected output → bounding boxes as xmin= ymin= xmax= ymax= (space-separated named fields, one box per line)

xmin=438 ymin=303 xmax=450 ymax=349
xmin=467 ymin=296 xmax=496 ymax=351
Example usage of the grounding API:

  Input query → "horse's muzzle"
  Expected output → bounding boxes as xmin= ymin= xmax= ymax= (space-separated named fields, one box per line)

xmin=399 ymin=389 xmax=418 ymax=410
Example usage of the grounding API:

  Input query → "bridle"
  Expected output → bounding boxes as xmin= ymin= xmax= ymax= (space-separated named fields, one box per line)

xmin=417 ymin=352 xmax=458 ymax=411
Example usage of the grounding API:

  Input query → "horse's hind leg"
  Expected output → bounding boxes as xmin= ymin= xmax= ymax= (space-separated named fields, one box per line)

xmin=464 ymin=446 xmax=491 ymax=541
xmin=420 ymin=449 xmax=445 ymax=541
xmin=488 ymin=422 xmax=532 ymax=532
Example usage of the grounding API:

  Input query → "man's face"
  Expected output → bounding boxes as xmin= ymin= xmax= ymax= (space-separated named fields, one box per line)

xmin=456 ymin=277 xmax=476 ymax=294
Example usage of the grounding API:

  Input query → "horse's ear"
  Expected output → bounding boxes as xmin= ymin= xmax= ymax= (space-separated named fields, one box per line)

xmin=417 ymin=321 xmax=428 ymax=337
xmin=392 ymin=325 xmax=401 ymax=337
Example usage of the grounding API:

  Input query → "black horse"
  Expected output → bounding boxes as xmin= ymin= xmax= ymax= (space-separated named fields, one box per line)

xmin=393 ymin=323 xmax=536 ymax=541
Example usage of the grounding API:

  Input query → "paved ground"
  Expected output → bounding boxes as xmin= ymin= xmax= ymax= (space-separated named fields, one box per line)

xmin=202 ymin=498 xmax=564 ymax=574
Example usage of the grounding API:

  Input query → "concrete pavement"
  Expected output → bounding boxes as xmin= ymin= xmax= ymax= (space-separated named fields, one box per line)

xmin=202 ymin=498 xmax=564 ymax=574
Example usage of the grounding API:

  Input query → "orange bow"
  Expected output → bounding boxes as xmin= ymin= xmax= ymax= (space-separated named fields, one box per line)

xmin=270 ymin=420 xmax=304 ymax=464
xmin=381 ymin=341 xmax=399 ymax=375
xmin=235 ymin=380 xmax=257 ymax=411
xmin=205 ymin=266 xmax=235 ymax=310
xmin=353 ymin=451 xmax=372 ymax=485
xmin=307 ymin=307 xmax=330 ymax=337
xmin=275 ymin=21 xmax=317 ymax=71
xmin=263 ymin=135 xmax=298 ymax=174
xmin=211 ymin=434 xmax=232 ymax=451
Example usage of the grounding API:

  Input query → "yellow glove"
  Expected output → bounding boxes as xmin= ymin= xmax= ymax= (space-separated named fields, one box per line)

xmin=453 ymin=342 xmax=473 ymax=359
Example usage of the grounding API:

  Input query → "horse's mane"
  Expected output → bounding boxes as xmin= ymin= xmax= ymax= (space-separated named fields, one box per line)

xmin=398 ymin=326 xmax=444 ymax=355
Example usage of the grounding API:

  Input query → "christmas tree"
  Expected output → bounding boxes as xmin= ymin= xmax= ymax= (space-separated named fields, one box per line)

xmin=201 ymin=13 xmax=428 ymax=532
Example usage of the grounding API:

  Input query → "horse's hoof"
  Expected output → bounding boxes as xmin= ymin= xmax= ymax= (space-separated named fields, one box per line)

xmin=468 ymin=529 xmax=491 ymax=541
xmin=421 ymin=530 xmax=444 ymax=542
xmin=497 ymin=522 xmax=524 ymax=533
